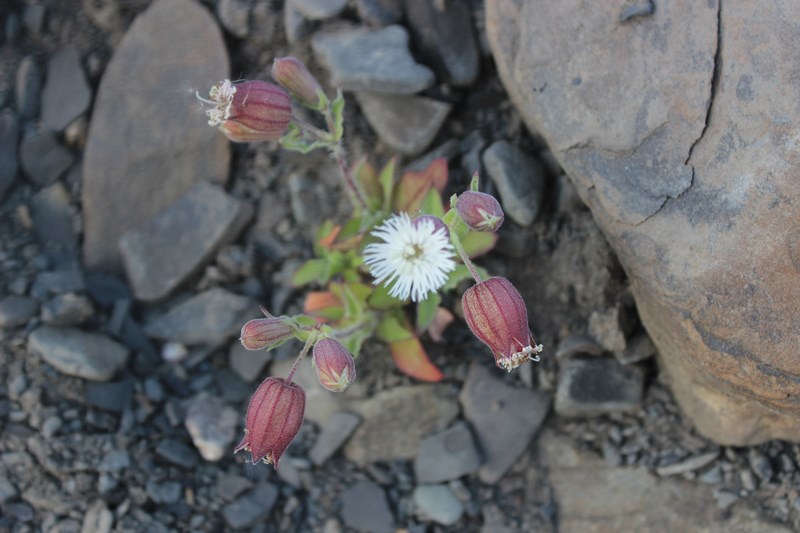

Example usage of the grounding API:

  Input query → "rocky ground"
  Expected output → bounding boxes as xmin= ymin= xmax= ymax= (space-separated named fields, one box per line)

xmin=0 ymin=0 xmax=799 ymax=532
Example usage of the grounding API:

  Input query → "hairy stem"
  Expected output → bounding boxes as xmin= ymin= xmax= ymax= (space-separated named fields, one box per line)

xmin=451 ymin=232 xmax=483 ymax=284
xmin=331 ymin=142 xmax=368 ymax=212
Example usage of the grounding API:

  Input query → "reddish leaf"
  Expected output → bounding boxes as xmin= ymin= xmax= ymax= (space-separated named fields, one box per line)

xmin=427 ymin=307 xmax=454 ymax=343
xmin=303 ymin=291 xmax=344 ymax=322
xmin=389 ymin=336 xmax=444 ymax=382
xmin=393 ymin=158 xmax=449 ymax=213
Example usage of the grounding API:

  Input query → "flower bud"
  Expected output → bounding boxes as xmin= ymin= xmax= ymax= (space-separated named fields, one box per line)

xmin=456 ymin=191 xmax=504 ymax=232
xmin=412 ymin=214 xmax=450 ymax=240
xmin=312 ymin=338 xmax=357 ymax=392
xmin=200 ymin=79 xmax=292 ymax=142
xmin=234 ymin=377 xmax=305 ymax=467
xmin=271 ymin=57 xmax=324 ymax=110
xmin=240 ymin=316 xmax=296 ymax=351
xmin=462 ymin=277 xmax=542 ymax=371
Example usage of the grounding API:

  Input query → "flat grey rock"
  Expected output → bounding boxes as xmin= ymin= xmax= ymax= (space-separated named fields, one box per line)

xmin=20 ymin=131 xmax=74 ymax=186
xmin=144 ymin=287 xmax=255 ymax=345
xmin=555 ymin=357 xmax=644 ymax=417
xmin=184 ymin=392 xmax=238 ymax=461
xmin=119 ymin=182 xmax=250 ymax=302
xmin=340 ymin=480 xmax=394 ymax=533
xmin=82 ymin=0 xmax=230 ymax=273
xmin=312 ymin=25 xmax=434 ymax=94
xmin=86 ymin=379 xmax=134 ymax=412
xmin=15 ymin=55 xmax=41 ymax=120
xmin=0 ymin=111 xmax=19 ymax=200
xmin=413 ymin=485 xmax=464 ymax=526
xmin=222 ymin=483 xmax=278 ymax=530
xmin=146 ymin=480 xmax=182 ymax=504
xmin=41 ymin=46 xmax=91 ymax=131
xmin=309 ymin=411 xmax=362 ymax=466
xmin=41 ymin=293 xmax=94 ymax=326
xmin=344 ymin=385 xmax=459 ymax=465
xmin=155 ymin=438 xmax=199 ymax=469
xmin=228 ymin=340 xmax=271 ymax=382
xmin=460 ymin=363 xmax=551 ymax=484
xmin=356 ymin=92 xmax=451 ymax=155
xmin=482 ymin=140 xmax=545 ymax=226
xmin=414 ymin=421 xmax=481 ymax=483
xmin=404 ymin=0 xmax=479 ymax=86
xmin=30 ymin=183 xmax=78 ymax=262
xmin=355 ymin=0 xmax=403 ymax=26
xmin=28 ymin=326 xmax=129 ymax=381
xmin=0 ymin=295 xmax=40 ymax=327
xmin=293 ymin=0 xmax=346 ymax=20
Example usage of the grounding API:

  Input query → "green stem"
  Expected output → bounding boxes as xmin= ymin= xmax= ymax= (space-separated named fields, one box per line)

xmin=331 ymin=142 xmax=369 ymax=212
xmin=451 ymin=232 xmax=483 ymax=284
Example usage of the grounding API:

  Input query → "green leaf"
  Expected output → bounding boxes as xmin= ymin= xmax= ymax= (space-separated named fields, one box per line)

xmin=330 ymin=88 xmax=345 ymax=141
xmin=313 ymin=88 xmax=329 ymax=112
xmin=378 ymin=157 xmax=397 ymax=211
xmin=470 ymin=171 xmax=480 ymax=191
xmin=321 ymin=251 xmax=346 ymax=283
xmin=367 ymin=282 xmax=406 ymax=310
xmin=292 ymin=259 xmax=327 ymax=287
xmin=416 ymin=292 xmax=441 ymax=334
xmin=279 ymin=123 xmax=329 ymax=154
xmin=442 ymin=264 xmax=489 ymax=291
xmin=418 ymin=187 xmax=445 ymax=218
xmin=460 ymin=230 xmax=498 ymax=258
xmin=376 ymin=309 xmax=414 ymax=343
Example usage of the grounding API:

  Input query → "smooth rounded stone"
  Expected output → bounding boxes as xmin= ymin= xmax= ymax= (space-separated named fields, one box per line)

xmin=555 ymin=357 xmax=644 ymax=417
xmin=403 ymin=0 xmax=479 ymax=86
xmin=355 ymin=0 xmax=403 ymax=26
xmin=271 ymin=356 xmax=345 ymax=425
xmin=555 ymin=334 xmax=604 ymax=360
xmin=309 ymin=411 xmax=362 ymax=466
xmin=284 ymin=0 xmax=316 ymax=45
xmin=588 ymin=306 xmax=628 ymax=355
xmin=356 ymin=92 xmax=451 ymax=156
xmin=28 ymin=326 xmax=129 ymax=381
xmin=41 ymin=293 xmax=94 ymax=326
xmin=155 ymin=438 xmax=200 ymax=469
xmin=0 ymin=110 xmax=19 ymax=200
xmin=414 ymin=421 xmax=481 ymax=484
xmin=487 ymin=1 xmax=800 ymax=445
xmin=22 ymin=4 xmax=45 ymax=36
xmin=228 ymin=340 xmax=271 ymax=382
xmin=0 ymin=295 xmax=40 ymax=327
xmin=30 ymin=183 xmax=78 ymax=260
xmin=41 ymin=47 xmax=92 ymax=131
xmin=81 ymin=500 xmax=113 ymax=533
xmin=293 ymin=0 xmax=347 ymax=20
xmin=216 ymin=474 xmax=253 ymax=502
xmin=288 ymin=172 xmax=336 ymax=227
xmin=86 ymin=379 xmax=134 ymax=412
xmin=119 ymin=182 xmax=250 ymax=302
xmin=460 ymin=363 xmax=551 ymax=484
xmin=340 ymin=480 xmax=394 ymax=533
xmin=344 ymin=385 xmax=459 ymax=465
xmin=413 ymin=485 xmax=464 ymax=526
xmin=144 ymin=287 xmax=255 ymax=345
xmin=216 ymin=0 xmax=251 ymax=38
xmin=312 ymin=25 xmax=435 ymax=94
xmin=20 ymin=131 xmax=75 ymax=186
xmin=482 ymin=140 xmax=545 ymax=226
xmin=82 ymin=0 xmax=230 ymax=273
xmin=616 ymin=332 xmax=656 ymax=365
xmin=183 ymin=392 xmax=238 ymax=461
xmin=146 ymin=480 xmax=182 ymax=504
xmin=222 ymin=483 xmax=279 ymax=530
xmin=15 ymin=55 xmax=41 ymax=120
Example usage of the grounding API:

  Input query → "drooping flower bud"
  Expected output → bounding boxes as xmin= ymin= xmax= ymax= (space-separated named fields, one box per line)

xmin=312 ymin=338 xmax=357 ymax=392
xmin=234 ymin=377 xmax=305 ymax=467
xmin=200 ymin=79 xmax=292 ymax=142
xmin=456 ymin=191 xmax=504 ymax=232
xmin=271 ymin=57 xmax=324 ymax=110
xmin=412 ymin=214 xmax=450 ymax=241
xmin=240 ymin=316 xmax=296 ymax=351
xmin=461 ymin=277 xmax=542 ymax=371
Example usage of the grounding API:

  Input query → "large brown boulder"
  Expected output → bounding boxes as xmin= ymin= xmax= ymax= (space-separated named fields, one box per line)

xmin=487 ymin=0 xmax=800 ymax=444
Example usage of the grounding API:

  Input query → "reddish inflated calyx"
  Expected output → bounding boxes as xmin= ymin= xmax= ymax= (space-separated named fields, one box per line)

xmin=234 ymin=377 xmax=305 ymax=467
xmin=239 ymin=316 xmax=296 ymax=351
xmin=272 ymin=56 xmax=324 ymax=110
xmin=312 ymin=338 xmax=357 ymax=392
xmin=202 ymin=79 xmax=292 ymax=142
xmin=461 ymin=277 xmax=542 ymax=371
xmin=455 ymin=191 xmax=504 ymax=232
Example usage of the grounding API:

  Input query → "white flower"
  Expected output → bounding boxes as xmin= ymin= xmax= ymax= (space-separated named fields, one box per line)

xmin=363 ymin=213 xmax=456 ymax=302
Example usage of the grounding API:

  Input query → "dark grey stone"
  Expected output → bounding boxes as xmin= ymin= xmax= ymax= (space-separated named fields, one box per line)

xmin=0 ymin=111 xmax=19 ymax=200
xmin=312 ymin=26 xmax=434 ymax=94
xmin=309 ymin=411 xmax=362 ymax=466
xmin=413 ymin=485 xmax=464 ymax=526
xmin=15 ymin=55 xmax=41 ymax=120
xmin=284 ymin=0 xmax=316 ymax=45
xmin=404 ymin=0 xmax=479 ymax=86
xmin=84 ymin=273 xmax=131 ymax=308
xmin=340 ymin=480 xmax=394 ymax=533
xmin=216 ymin=0 xmax=251 ymax=38
xmin=355 ymin=0 xmax=403 ymax=26
xmin=30 ymin=268 xmax=85 ymax=299
xmin=228 ymin=340 xmax=271 ymax=382
xmin=356 ymin=92 xmax=451 ymax=156
xmin=414 ymin=421 xmax=481 ymax=483
xmin=555 ymin=334 xmax=604 ymax=360
xmin=0 ymin=295 xmax=40 ymax=327
xmin=293 ymin=0 xmax=347 ymax=20
xmin=41 ymin=47 xmax=92 ymax=131
xmin=460 ymin=363 xmax=551 ymax=484
xmin=215 ymin=369 xmax=250 ymax=403
xmin=41 ymin=293 xmax=94 ymax=326
xmin=616 ymin=332 xmax=656 ymax=365
xmin=144 ymin=288 xmax=255 ymax=345
xmin=555 ymin=357 xmax=644 ymax=417
xmin=222 ymin=483 xmax=278 ymax=530
xmin=216 ymin=474 xmax=253 ymax=502
xmin=748 ymin=449 xmax=774 ymax=482
xmin=20 ymin=131 xmax=74 ymax=186
xmin=146 ymin=480 xmax=182 ymax=505
xmin=30 ymin=183 xmax=78 ymax=262
xmin=86 ymin=379 xmax=134 ymax=412
xmin=482 ymin=140 xmax=545 ymax=226
xmin=28 ymin=326 xmax=129 ymax=381
xmin=119 ymin=182 xmax=250 ymax=302
xmin=288 ymin=172 xmax=335 ymax=226
xmin=22 ymin=5 xmax=45 ymax=36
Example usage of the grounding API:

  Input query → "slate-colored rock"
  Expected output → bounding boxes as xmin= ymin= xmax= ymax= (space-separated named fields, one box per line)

xmin=460 ymin=363 xmax=551 ymax=484
xmin=146 ymin=480 xmax=182 ymax=504
xmin=344 ymin=385 xmax=459 ymax=465
xmin=404 ymin=0 xmax=479 ymax=86
xmin=155 ymin=439 xmax=199 ymax=469
xmin=482 ymin=140 xmax=545 ymax=226
xmin=414 ymin=421 xmax=481 ymax=483
xmin=216 ymin=0 xmax=251 ymax=38
xmin=312 ymin=25 xmax=434 ymax=94
xmin=144 ymin=287 xmax=255 ymax=345
xmin=41 ymin=293 xmax=94 ymax=326
xmin=41 ymin=47 xmax=92 ymax=131
xmin=271 ymin=356 xmax=345 ymax=425
xmin=81 ymin=500 xmax=113 ymax=533
xmin=30 ymin=268 xmax=86 ymax=300
xmin=184 ymin=393 xmax=238 ymax=461
xmin=228 ymin=340 xmax=271 ymax=382
xmin=222 ymin=483 xmax=278 ymax=530
xmin=30 ymin=183 xmax=78 ymax=262
xmin=82 ymin=0 xmax=230 ymax=273
xmin=15 ymin=55 xmax=41 ymax=120
xmin=356 ymin=92 xmax=451 ymax=156
xmin=0 ymin=295 xmax=40 ymax=327
xmin=28 ymin=326 xmax=129 ymax=381
xmin=340 ymin=480 xmax=394 ymax=533
xmin=119 ymin=183 xmax=250 ymax=302
xmin=617 ymin=332 xmax=656 ymax=365
xmin=413 ymin=485 xmax=464 ymax=526
xmin=355 ymin=0 xmax=403 ymax=26
xmin=284 ymin=0 xmax=316 ymax=45
xmin=85 ymin=379 xmax=134 ymax=412
xmin=293 ymin=0 xmax=347 ymax=20
xmin=20 ymin=131 xmax=75 ymax=186
xmin=555 ymin=357 xmax=644 ymax=417
xmin=0 ymin=111 xmax=19 ymax=200
xmin=309 ymin=411 xmax=361 ymax=466
xmin=486 ymin=0 xmax=800 ymax=444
